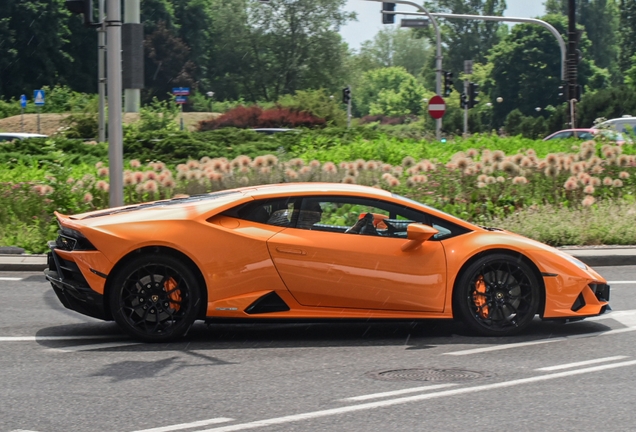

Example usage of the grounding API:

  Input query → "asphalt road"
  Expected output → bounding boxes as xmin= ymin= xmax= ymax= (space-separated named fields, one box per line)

xmin=2 ymin=267 xmax=636 ymax=432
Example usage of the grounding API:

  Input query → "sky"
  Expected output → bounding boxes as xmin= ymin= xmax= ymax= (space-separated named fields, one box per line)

xmin=339 ymin=0 xmax=547 ymax=50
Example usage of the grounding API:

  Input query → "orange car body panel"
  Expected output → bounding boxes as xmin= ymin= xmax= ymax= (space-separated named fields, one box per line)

xmin=51 ymin=182 xmax=608 ymax=322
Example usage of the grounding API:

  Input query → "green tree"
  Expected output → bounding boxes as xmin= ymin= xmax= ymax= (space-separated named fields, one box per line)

xmin=618 ymin=0 xmax=636 ymax=74
xmin=354 ymin=27 xmax=432 ymax=77
xmin=143 ymin=21 xmax=197 ymax=102
xmin=0 ymin=0 xmax=91 ymax=99
xmin=544 ymin=0 xmax=619 ymax=78
xmin=424 ymin=0 xmax=506 ymax=88
xmin=173 ymin=0 xmax=215 ymax=91
xmin=208 ymin=0 xmax=355 ymax=102
xmin=354 ymin=67 xmax=426 ymax=117
xmin=485 ymin=14 xmax=609 ymax=126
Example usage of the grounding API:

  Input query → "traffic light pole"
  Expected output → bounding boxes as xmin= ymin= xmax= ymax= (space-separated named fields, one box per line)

xmin=98 ymin=0 xmax=106 ymax=143
xmin=107 ymin=0 xmax=124 ymax=207
xmin=370 ymin=0 xmax=443 ymax=141
xmin=463 ymin=80 xmax=468 ymax=136
xmin=347 ymin=87 xmax=352 ymax=129
xmin=429 ymin=12 xmax=567 ymax=81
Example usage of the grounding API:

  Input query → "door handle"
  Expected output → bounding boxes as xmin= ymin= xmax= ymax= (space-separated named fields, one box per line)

xmin=276 ymin=247 xmax=306 ymax=255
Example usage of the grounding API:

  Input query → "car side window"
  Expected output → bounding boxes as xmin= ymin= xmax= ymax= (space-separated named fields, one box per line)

xmin=295 ymin=196 xmax=432 ymax=239
xmin=224 ymin=198 xmax=298 ymax=227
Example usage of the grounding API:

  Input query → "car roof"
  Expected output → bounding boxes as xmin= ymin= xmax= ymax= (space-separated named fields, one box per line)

xmin=242 ymin=182 xmax=394 ymax=199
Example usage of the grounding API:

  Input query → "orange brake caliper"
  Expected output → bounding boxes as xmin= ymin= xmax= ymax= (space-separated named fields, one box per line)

xmin=473 ymin=275 xmax=488 ymax=318
xmin=164 ymin=277 xmax=181 ymax=311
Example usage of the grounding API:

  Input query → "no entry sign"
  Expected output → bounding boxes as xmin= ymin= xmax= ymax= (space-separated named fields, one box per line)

xmin=428 ymin=95 xmax=446 ymax=119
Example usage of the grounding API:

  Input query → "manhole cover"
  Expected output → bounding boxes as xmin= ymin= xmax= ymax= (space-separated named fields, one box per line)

xmin=367 ymin=368 xmax=494 ymax=382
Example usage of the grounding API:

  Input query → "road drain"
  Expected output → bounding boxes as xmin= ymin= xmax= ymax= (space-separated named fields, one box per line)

xmin=367 ymin=368 xmax=494 ymax=382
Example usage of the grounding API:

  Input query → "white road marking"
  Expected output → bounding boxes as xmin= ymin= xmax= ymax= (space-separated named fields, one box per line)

xmin=446 ymin=326 xmax=636 ymax=356
xmin=131 ymin=418 xmax=234 ymax=432
xmin=10 ymin=430 xmax=41 ymax=432
xmin=0 ymin=277 xmax=22 ymax=281
xmin=47 ymin=341 xmax=141 ymax=352
xmin=586 ymin=309 xmax=636 ymax=327
xmin=607 ymin=281 xmax=636 ymax=284
xmin=341 ymin=383 xmax=457 ymax=402
xmin=192 ymin=360 xmax=636 ymax=432
xmin=445 ymin=338 xmax=565 ymax=356
xmin=535 ymin=355 xmax=629 ymax=371
xmin=0 ymin=335 xmax=121 ymax=342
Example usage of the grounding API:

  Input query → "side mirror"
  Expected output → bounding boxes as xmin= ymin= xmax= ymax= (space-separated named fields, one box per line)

xmin=402 ymin=223 xmax=439 ymax=252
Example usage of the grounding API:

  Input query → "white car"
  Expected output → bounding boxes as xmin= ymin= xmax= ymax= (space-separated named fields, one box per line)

xmin=593 ymin=116 xmax=636 ymax=134
xmin=0 ymin=132 xmax=48 ymax=142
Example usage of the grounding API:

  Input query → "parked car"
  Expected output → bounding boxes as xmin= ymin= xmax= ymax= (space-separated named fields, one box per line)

xmin=592 ymin=116 xmax=636 ymax=134
xmin=0 ymin=132 xmax=47 ymax=142
xmin=45 ymin=182 xmax=610 ymax=342
xmin=543 ymin=128 xmax=629 ymax=145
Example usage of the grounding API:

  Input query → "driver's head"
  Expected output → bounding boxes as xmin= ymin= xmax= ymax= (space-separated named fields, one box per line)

xmin=297 ymin=202 xmax=322 ymax=229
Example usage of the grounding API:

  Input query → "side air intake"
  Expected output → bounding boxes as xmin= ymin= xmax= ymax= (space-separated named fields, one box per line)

xmin=245 ymin=292 xmax=290 ymax=314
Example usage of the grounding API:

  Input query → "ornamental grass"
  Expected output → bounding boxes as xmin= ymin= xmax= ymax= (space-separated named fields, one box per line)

xmin=2 ymin=139 xmax=636 ymax=252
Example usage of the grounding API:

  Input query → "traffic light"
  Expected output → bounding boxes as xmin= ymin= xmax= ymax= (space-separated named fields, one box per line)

xmin=468 ymin=82 xmax=479 ymax=108
xmin=460 ymin=93 xmax=467 ymax=109
xmin=342 ymin=87 xmax=351 ymax=104
xmin=558 ymin=84 xmax=566 ymax=101
xmin=443 ymin=71 xmax=454 ymax=97
xmin=382 ymin=3 xmax=396 ymax=24
xmin=65 ymin=0 xmax=97 ymax=27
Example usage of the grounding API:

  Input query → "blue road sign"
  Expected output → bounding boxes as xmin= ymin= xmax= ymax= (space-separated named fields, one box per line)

xmin=34 ymin=89 xmax=45 ymax=106
xmin=175 ymin=96 xmax=188 ymax=104
xmin=172 ymin=87 xmax=190 ymax=96
xmin=20 ymin=95 xmax=27 ymax=108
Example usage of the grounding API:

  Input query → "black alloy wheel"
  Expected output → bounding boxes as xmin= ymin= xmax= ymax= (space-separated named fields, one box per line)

xmin=110 ymin=254 xmax=202 ymax=342
xmin=454 ymin=253 xmax=540 ymax=336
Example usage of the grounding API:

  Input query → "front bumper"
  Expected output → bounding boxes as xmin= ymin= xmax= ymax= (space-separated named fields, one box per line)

xmin=45 ymin=245 xmax=109 ymax=321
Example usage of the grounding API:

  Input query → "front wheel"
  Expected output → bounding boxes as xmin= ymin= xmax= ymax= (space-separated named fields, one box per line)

xmin=109 ymin=254 xmax=202 ymax=342
xmin=453 ymin=254 xmax=540 ymax=336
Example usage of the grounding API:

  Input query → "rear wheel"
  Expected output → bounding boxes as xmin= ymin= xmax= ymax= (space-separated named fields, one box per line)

xmin=109 ymin=254 xmax=202 ymax=342
xmin=454 ymin=254 xmax=540 ymax=336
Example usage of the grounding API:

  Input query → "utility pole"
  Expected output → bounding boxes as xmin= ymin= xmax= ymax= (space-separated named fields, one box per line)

xmin=98 ymin=0 xmax=106 ymax=143
xmin=567 ymin=0 xmax=578 ymax=128
xmin=107 ymin=0 xmax=124 ymax=207
xmin=123 ymin=0 xmax=143 ymax=113
xmin=374 ymin=0 xmax=443 ymax=140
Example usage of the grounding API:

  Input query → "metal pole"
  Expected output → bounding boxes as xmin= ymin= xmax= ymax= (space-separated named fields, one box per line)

xmin=98 ymin=0 xmax=106 ymax=143
xmin=463 ymin=80 xmax=468 ymax=136
xmin=124 ymin=0 xmax=141 ymax=113
xmin=107 ymin=0 xmax=124 ymax=207
xmin=430 ymin=12 xmax=567 ymax=81
xmin=21 ymin=107 xmax=24 ymax=133
xmin=567 ymin=0 xmax=577 ymax=128
xmin=37 ymin=107 xmax=40 ymax=134
xmin=367 ymin=0 xmax=443 ymax=140
xmin=347 ymin=85 xmax=352 ymax=128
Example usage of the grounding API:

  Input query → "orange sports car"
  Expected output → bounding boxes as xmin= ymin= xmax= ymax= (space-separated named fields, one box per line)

xmin=44 ymin=183 xmax=610 ymax=342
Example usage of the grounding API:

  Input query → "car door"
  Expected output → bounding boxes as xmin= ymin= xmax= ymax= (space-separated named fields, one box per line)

xmin=266 ymin=196 xmax=448 ymax=312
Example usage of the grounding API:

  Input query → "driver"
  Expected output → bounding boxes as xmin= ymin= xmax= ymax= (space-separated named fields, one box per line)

xmin=297 ymin=202 xmax=323 ymax=229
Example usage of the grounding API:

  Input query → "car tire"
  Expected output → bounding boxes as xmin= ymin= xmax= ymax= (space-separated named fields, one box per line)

xmin=453 ymin=253 xmax=540 ymax=336
xmin=109 ymin=253 xmax=202 ymax=342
